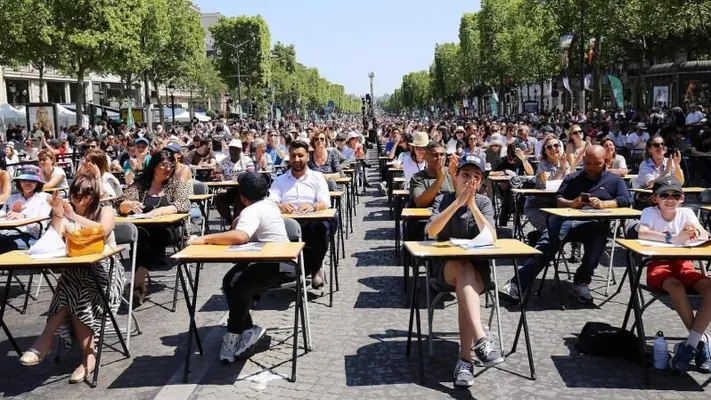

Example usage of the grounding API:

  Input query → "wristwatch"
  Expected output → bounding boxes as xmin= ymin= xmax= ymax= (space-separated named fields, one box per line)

xmin=665 ymin=231 xmax=672 ymax=244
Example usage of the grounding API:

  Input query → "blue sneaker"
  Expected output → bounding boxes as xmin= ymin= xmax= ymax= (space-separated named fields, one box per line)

xmin=670 ymin=342 xmax=697 ymax=375
xmin=696 ymin=334 xmax=711 ymax=373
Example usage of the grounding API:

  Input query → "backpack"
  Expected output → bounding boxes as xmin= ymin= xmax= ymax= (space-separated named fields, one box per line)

xmin=575 ymin=322 xmax=643 ymax=365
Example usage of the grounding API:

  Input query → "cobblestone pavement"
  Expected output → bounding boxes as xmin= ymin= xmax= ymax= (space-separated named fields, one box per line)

xmin=1 ymin=162 xmax=711 ymax=399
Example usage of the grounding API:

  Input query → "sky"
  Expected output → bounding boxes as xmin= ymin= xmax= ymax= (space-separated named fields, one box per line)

xmin=193 ymin=0 xmax=481 ymax=97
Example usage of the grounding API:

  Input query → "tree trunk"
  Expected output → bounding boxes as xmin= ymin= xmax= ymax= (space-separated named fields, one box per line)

xmin=154 ymin=81 xmax=164 ymax=124
xmin=38 ymin=64 xmax=45 ymax=103
xmin=75 ymin=67 xmax=85 ymax=125
xmin=592 ymin=35 xmax=602 ymax=109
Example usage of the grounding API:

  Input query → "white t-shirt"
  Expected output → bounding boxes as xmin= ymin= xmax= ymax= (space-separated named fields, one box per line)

xmin=402 ymin=155 xmax=426 ymax=190
xmin=101 ymin=172 xmax=123 ymax=197
xmin=50 ymin=166 xmax=69 ymax=189
xmin=627 ymin=131 xmax=649 ymax=149
xmin=639 ymin=206 xmax=699 ymax=235
xmin=235 ymin=199 xmax=289 ymax=242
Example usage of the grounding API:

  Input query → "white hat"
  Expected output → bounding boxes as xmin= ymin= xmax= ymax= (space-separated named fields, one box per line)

xmin=228 ymin=139 xmax=243 ymax=148
xmin=454 ymin=126 xmax=466 ymax=133
xmin=347 ymin=131 xmax=360 ymax=141
xmin=636 ymin=122 xmax=647 ymax=130
xmin=411 ymin=131 xmax=429 ymax=147
xmin=488 ymin=133 xmax=503 ymax=147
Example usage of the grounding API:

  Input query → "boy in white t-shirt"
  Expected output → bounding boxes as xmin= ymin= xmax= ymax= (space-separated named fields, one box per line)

xmin=637 ymin=177 xmax=711 ymax=374
xmin=188 ymin=172 xmax=294 ymax=364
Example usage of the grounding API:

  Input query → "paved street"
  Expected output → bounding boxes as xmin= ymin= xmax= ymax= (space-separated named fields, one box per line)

xmin=1 ymin=164 xmax=711 ymax=399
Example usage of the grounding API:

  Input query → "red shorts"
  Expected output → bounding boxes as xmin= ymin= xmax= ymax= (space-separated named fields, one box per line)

xmin=646 ymin=260 xmax=709 ymax=290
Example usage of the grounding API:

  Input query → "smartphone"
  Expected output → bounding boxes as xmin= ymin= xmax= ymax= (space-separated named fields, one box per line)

xmin=581 ymin=192 xmax=591 ymax=203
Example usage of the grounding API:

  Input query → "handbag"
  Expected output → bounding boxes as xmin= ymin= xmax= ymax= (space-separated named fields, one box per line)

xmin=64 ymin=226 xmax=105 ymax=257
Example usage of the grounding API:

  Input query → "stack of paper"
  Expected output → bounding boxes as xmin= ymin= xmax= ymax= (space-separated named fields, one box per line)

xmin=450 ymin=227 xmax=496 ymax=250
xmin=226 ymin=243 xmax=264 ymax=252
xmin=636 ymin=239 xmax=710 ymax=248
xmin=26 ymin=227 xmax=66 ymax=259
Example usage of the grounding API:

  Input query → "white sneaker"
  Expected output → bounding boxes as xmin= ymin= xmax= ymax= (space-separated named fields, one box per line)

xmin=219 ymin=332 xmax=241 ymax=363
xmin=501 ymin=281 xmax=520 ymax=302
xmin=234 ymin=326 xmax=266 ymax=358
xmin=572 ymin=283 xmax=594 ymax=304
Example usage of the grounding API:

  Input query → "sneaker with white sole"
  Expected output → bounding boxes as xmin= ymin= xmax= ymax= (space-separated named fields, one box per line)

xmin=572 ymin=283 xmax=594 ymax=304
xmin=453 ymin=359 xmax=474 ymax=387
xmin=234 ymin=326 xmax=266 ymax=359
xmin=500 ymin=280 xmax=520 ymax=302
xmin=473 ymin=337 xmax=504 ymax=367
xmin=696 ymin=333 xmax=711 ymax=373
xmin=219 ymin=332 xmax=241 ymax=363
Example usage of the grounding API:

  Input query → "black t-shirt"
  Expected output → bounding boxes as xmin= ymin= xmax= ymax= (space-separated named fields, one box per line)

xmin=494 ymin=156 xmax=524 ymax=175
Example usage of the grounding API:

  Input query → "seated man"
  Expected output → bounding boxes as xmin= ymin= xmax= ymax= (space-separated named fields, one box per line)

xmin=409 ymin=141 xmax=456 ymax=208
xmin=269 ymin=141 xmax=331 ymax=289
xmin=502 ymin=145 xmax=632 ymax=304
xmin=425 ymin=154 xmax=502 ymax=388
xmin=188 ymin=172 xmax=294 ymax=363
xmin=214 ymin=139 xmax=255 ymax=223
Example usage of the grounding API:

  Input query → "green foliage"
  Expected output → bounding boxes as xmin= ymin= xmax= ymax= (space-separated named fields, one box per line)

xmin=431 ymin=43 xmax=464 ymax=102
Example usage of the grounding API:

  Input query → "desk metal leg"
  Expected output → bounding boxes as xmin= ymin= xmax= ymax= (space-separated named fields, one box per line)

xmin=0 ymin=271 xmax=21 ymax=357
xmin=290 ymin=257 xmax=302 ymax=382
xmin=338 ymin=199 xmax=345 ymax=260
xmin=394 ymin=202 xmax=401 ymax=258
xmin=621 ymin=255 xmax=649 ymax=384
xmin=180 ymin=262 xmax=204 ymax=383
xmin=405 ymin=257 xmax=424 ymax=383
xmin=508 ymin=259 xmax=537 ymax=380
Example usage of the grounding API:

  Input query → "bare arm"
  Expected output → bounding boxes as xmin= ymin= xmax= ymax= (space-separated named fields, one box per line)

xmin=0 ymin=171 xmax=10 ymax=205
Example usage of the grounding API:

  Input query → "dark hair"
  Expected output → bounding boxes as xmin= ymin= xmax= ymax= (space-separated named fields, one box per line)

xmin=425 ymin=141 xmax=443 ymax=152
xmin=141 ymin=150 xmax=176 ymax=185
xmin=85 ymin=149 xmax=110 ymax=174
xmin=289 ymin=140 xmax=309 ymax=153
xmin=69 ymin=173 xmax=102 ymax=221
xmin=15 ymin=179 xmax=43 ymax=194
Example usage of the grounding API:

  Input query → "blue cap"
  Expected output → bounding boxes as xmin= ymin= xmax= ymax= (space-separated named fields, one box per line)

xmin=14 ymin=165 xmax=44 ymax=184
xmin=458 ymin=154 xmax=486 ymax=174
xmin=135 ymin=138 xmax=149 ymax=146
xmin=165 ymin=142 xmax=182 ymax=153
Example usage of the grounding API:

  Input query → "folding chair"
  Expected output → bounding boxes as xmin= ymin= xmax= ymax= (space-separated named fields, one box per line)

xmin=111 ymin=222 xmax=142 ymax=351
xmin=191 ymin=180 xmax=210 ymax=235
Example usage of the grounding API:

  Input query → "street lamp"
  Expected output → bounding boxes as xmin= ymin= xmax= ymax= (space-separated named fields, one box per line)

xmin=168 ymin=82 xmax=176 ymax=126
xmin=220 ymin=39 xmax=253 ymax=118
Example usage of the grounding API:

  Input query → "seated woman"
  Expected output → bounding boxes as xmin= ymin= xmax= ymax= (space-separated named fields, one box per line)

xmin=253 ymin=138 xmax=274 ymax=172
xmin=38 ymin=150 xmax=69 ymax=191
xmin=600 ymin=137 xmax=628 ymax=176
xmin=425 ymin=154 xmax=502 ymax=388
xmin=308 ymin=129 xmax=342 ymax=182
xmin=19 ymin=174 xmax=125 ymax=384
xmin=79 ymin=149 xmax=123 ymax=198
xmin=0 ymin=166 xmax=51 ymax=253
xmin=116 ymin=150 xmax=190 ymax=304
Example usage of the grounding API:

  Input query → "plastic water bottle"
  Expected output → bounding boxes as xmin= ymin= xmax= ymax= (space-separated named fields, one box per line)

xmin=654 ymin=331 xmax=669 ymax=369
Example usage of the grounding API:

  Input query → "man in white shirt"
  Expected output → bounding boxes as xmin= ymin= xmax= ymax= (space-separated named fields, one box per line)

xmin=188 ymin=172 xmax=293 ymax=363
xmin=627 ymin=123 xmax=650 ymax=150
xmin=269 ymin=140 xmax=332 ymax=288
xmin=686 ymin=105 xmax=705 ymax=125
xmin=214 ymin=139 xmax=255 ymax=223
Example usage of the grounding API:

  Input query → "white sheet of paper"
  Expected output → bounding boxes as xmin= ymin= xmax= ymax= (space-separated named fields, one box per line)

xmin=545 ymin=180 xmax=562 ymax=191
xmin=127 ymin=213 xmax=152 ymax=220
xmin=226 ymin=243 xmax=263 ymax=252
xmin=636 ymin=239 xmax=710 ymax=248
xmin=27 ymin=226 xmax=66 ymax=255
xmin=450 ymin=226 xmax=496 ymax=249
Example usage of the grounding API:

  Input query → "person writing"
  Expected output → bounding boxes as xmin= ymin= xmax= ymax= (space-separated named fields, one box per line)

xmin=425 ymin=154 xmax=502 ymax=388
xmin=637 ymin=176 xmax=711 ymax=374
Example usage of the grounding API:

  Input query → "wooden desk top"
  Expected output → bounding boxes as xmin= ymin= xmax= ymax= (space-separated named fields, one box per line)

xmin=334 ymin=178 xmax=350 ymax=184
xmin=630 ymin=187 xmax=707 ymax=194
xmin=404 ymin=239 xmax=541 ymax=259
xmin=0 ymin=246 xmax=125 ymax=269
xmin=702 ymin=206 xmax=711 ymax=212
xmin=189 ymin=194 xmax=214 ymax=202
xmin=172 ymin=242 xmax=305 ymax=263
xmin=541 ymin=207 xmax=642 ymax=219
xmin=342 ymin=169 xmax=355 ymax=174
xmin=512 ymin=188 xmax=557 ymax=196
xmin=401 ymin=208 xmax=432 ymax=219
xmin=281 ymin=208 xmax=336 ymax=220
xmin=205 ymin=181 xmax=239 ymax=188
xmin=393 ymin=189 xmax=409 ymax=197
xmin=0 ymin=216 xmax=49 ymax=229
xmin=44 ymin=187 xmax=69 ymax=193
xmin=622 ymin=174 xmax=637 ymax=180
xmin=393 ymin=177 xmax=405 ymax=183
xmin=488 ymin=175 xmax=512 ymax=181
xmin=379 ymin=156 xmax=391 ymax=160
xmin=116 ymin=213 xmax=189 ymax=225
xmin=616 ymin=239 xmax=711 ymax=260
xmin=329 ymin=191 xmax=343 ymax=198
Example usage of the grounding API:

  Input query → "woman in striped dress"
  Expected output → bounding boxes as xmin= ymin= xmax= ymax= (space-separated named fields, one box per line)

xmin=19 ymin=173 xmax=124 ymax=384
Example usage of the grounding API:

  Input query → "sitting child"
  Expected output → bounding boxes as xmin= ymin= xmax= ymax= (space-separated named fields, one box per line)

xmin=637 ymin=177 xmax=711 ymax=374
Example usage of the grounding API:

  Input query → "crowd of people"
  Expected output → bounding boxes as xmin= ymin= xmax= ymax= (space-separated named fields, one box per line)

xmin=0 ymin=101 xmax=710 ymax=388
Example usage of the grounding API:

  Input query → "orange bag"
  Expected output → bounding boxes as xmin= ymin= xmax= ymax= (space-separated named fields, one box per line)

xmin=64 ymin=227 xmax=105 ymax=257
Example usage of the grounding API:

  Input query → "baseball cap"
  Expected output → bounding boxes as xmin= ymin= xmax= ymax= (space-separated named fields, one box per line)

xmin=228 ymin=139 xmax=243 ymax=148
xmin=458 ymin=154 xmax=486 ymax=174
xmin=165 ymin=142 xmax=182 ymax=153
xmin=347 ymin=131 xmax=360 ymax=141
xmin=336 ymin=133 xmax=347 ymax=141
xmin=652 ymin=176 xmax=683 ymax=196
xmin=237 ymin=172 xmax=270 ymax=201
xmin=135 ymin=138 xmax=149 ymax=146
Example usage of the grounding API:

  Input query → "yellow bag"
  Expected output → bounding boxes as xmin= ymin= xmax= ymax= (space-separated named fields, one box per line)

xmin=64 ymin=227 xmax=105 ymax=257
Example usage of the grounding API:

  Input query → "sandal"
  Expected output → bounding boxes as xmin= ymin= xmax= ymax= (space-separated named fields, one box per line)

xmin=19 ymin=348 xmax=47 ymax=366
xmin=68 ymin=364 xmax=95 ymax=384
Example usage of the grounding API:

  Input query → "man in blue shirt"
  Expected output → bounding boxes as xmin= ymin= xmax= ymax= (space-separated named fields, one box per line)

xmin=266 ymin=131 xmax=286 ymax=165
xmin=502 ymin=145 xmax=632 ymax=304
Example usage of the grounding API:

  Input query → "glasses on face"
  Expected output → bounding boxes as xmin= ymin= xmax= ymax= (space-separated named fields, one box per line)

xmin=545 ymin=143 xmax=561 ymax=150
xmin=157 ymin=162 xmax=175 ymax=170
xmin=651 ymin=142 xmax=666 ymax=149
xmin=315 ymin=137 xmax=327 ymax=142
xmin=658 ymin=192 xmax=682 ymax=201
xmin=468 ymin=137 xmax=477 ymax=141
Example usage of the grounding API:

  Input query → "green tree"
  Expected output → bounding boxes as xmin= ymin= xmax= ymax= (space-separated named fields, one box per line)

xmin=431 ymin=42 xmax=464 ymax=103
xmin=401 ymin=71 xmax=431 ymax=111
xmin=459 ymin=12 xmax=482 ymax=101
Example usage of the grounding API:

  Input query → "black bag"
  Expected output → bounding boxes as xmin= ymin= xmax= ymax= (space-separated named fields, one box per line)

xmin=509 ymin=175 xmax=536 ymax=189
xmin=575 ymin=322 xmax=643 ymax=364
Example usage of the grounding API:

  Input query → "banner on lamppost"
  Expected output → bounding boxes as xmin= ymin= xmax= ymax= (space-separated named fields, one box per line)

xmin=490 ymin=86 xmax=499 ymax=103
xmin=489 ymin=96 xmax=498 ymax=116
xmin=608 ymin=75 xmax=624 ymax=109
xmin=126 ymin=100 xmax=134 ymax=129
xmin=562 ymin=75 xmax=572 ymax=93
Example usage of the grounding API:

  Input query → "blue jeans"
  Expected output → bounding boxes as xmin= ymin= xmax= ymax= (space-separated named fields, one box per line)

xmin=513 ymin=217 xmax=610 ymax=290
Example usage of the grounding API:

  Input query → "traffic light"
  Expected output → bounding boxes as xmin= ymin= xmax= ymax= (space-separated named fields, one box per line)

xmin=365 ymin=94 xmax=372 ymax=107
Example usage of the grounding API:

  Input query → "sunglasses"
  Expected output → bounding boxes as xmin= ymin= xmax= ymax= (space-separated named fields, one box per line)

xmin=157 ymin=162 xmax=175 ymax=170
xmin=545 ymin=143 xmax=561 ymax=150
xmin=314 ymin=137 xmax=327 ymax=142
xmin=658 ymin=192 xmax=682 ymax=200
xmin=651 ymin=142 xmax=666 ymax=148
